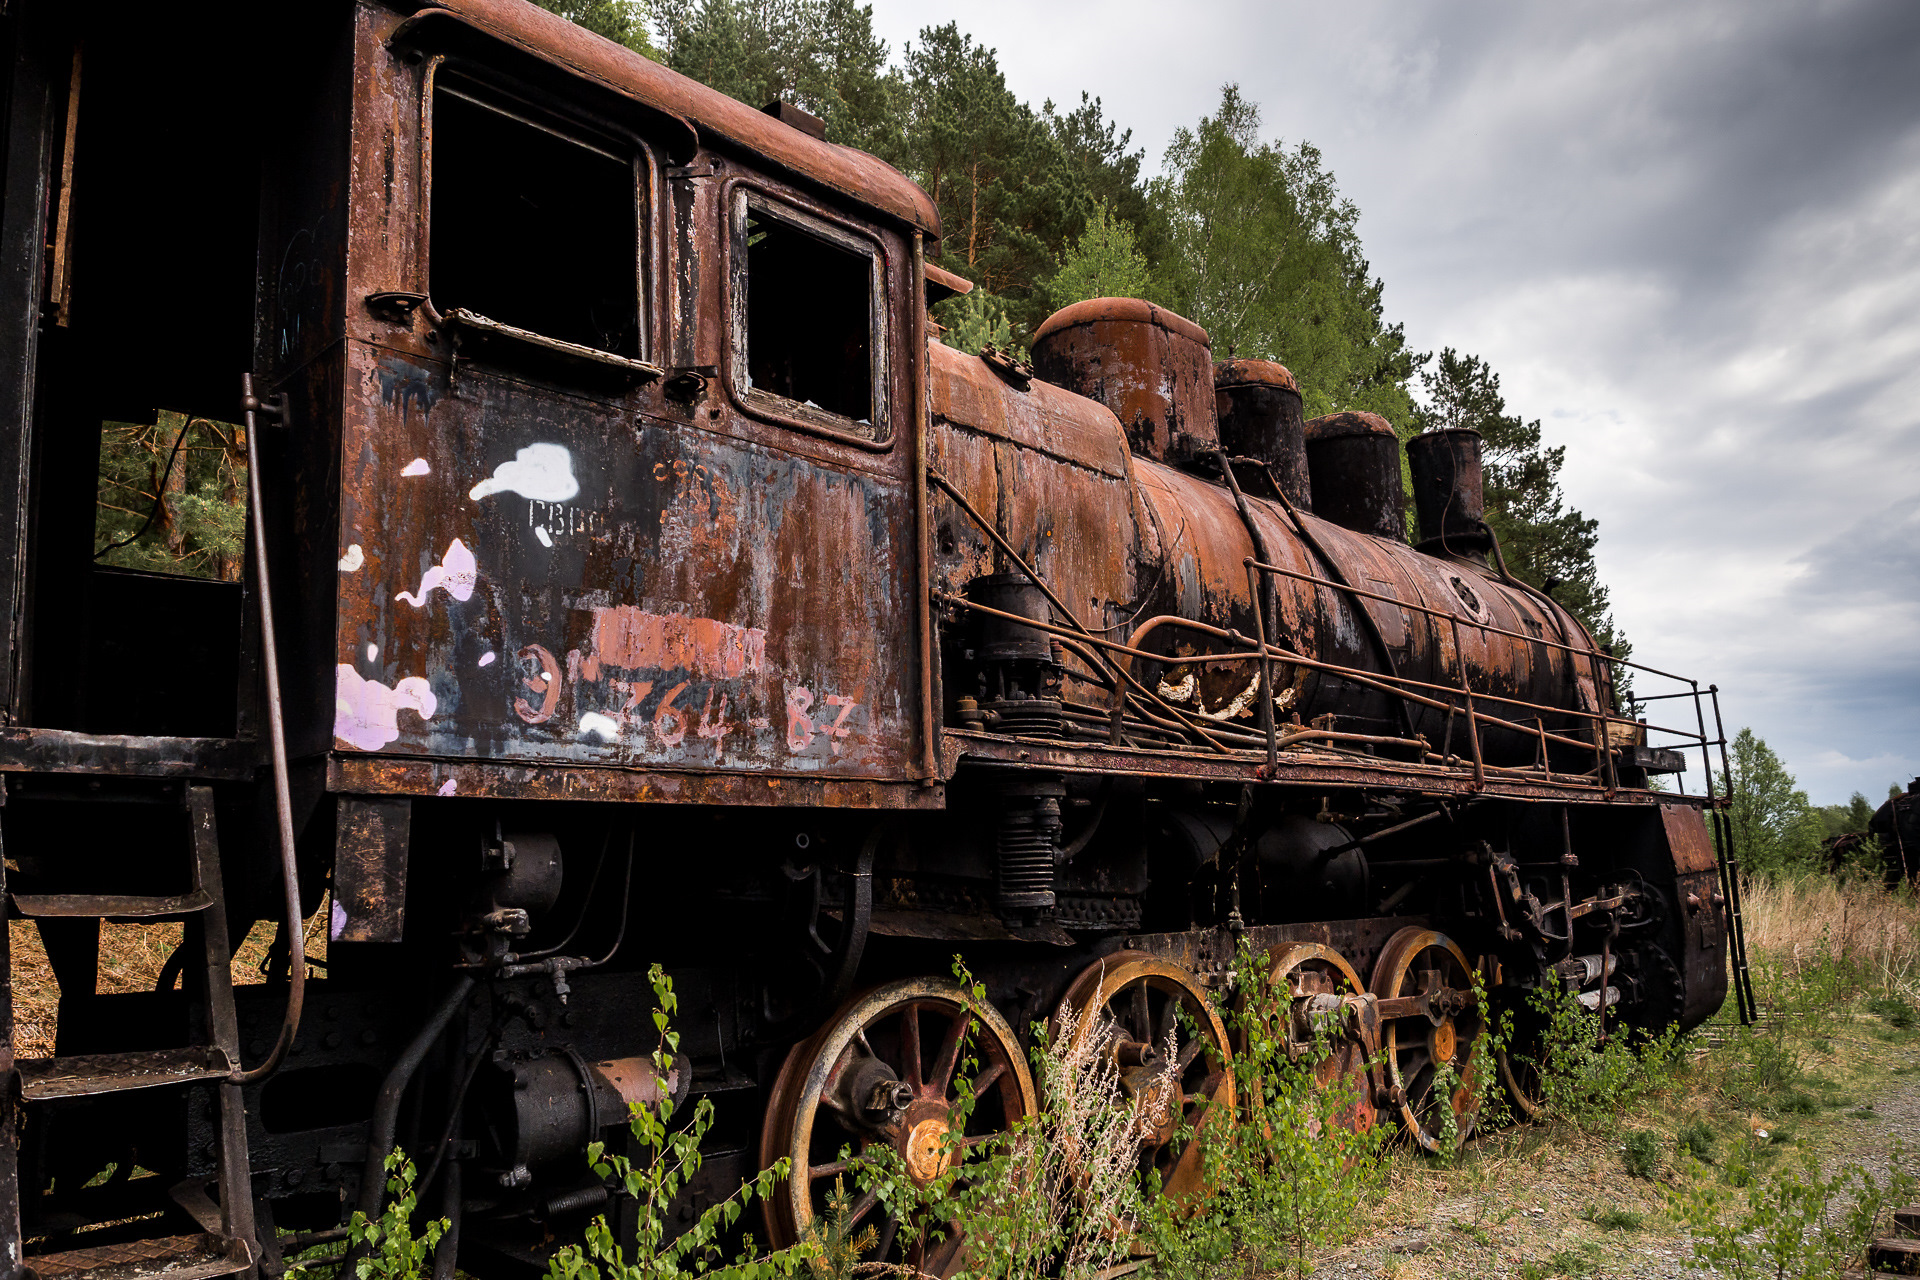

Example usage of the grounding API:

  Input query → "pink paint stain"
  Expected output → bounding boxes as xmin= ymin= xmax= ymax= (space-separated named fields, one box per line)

xmin=591 ymin=605 xmax=765 ymax=679
xmin=436 ymin=779 xmax=458 ymax=796
xmin=334 ymin=665 xmax=438 ymax=750
xmin=401 ymin=458 xmax=431 ymax=476
xmin=396 ymin=538 xmax=477 ymax=608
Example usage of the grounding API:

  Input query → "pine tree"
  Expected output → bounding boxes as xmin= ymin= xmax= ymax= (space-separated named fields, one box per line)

xmin=532 ymin=0 xmax=658 ymax=58
xmin=1412 ymin=347 xmax=1626 ymax=657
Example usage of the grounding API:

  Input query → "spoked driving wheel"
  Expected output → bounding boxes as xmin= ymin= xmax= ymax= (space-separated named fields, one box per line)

xmin=1053 ymin=952 xmax=1234 ymax=1214
xmin=759 ymin=977 xmax=1037 ymax=1277
xmin=1488 ymin=957 xmax=1548 ymax=1120
xmin=1369 ymin=928 xmax=1485 ymax=1151
xmin=1256 ymin=942 xmax=1378 ymax=1136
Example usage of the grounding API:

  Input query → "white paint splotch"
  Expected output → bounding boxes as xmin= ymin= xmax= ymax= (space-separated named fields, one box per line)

xmin=469 ymin=443 xmax=579 ymax=503
xmin=437 ymin=778 xmax=458 ymax=796
xmin=334 ymin=665 xmax=438 ymax=750
xmin=401 ymin=458 xmax=431 ymax=477
xmin=396 ymin=538 xmax=477 ymax=608
xmin=578 ymin=712 xmax=621 ymax=742
xmin=338 ymin=544 xmax=365 ymax=572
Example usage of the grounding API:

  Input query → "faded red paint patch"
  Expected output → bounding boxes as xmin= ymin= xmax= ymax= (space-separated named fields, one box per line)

xmin=591 ymin=606 xmax=767 ymax=679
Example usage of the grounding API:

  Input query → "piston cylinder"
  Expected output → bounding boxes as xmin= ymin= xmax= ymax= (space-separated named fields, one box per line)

xmin=1214 ymin=359 xmax=1310 ymax=511
xmin=1406 ymin=428 xmax=1491 ymax=558
xmin=1302 ymin=411 xmax=1405 ymax=540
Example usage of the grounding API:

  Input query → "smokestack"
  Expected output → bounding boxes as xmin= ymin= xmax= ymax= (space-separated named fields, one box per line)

xmin=1030 ymin=298 xmax=1217 ymax=466
xmin=1214 ymin=359 xmax=1310 ymax=511
xmin=1302 ymin=412 xmax=1404 ymax=540
xmin=1406 ymin=428 xmax=1491 ymax=559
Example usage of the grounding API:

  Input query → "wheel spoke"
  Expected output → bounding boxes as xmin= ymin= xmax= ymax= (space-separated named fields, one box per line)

xmin=846 ymin=1188 xmax=880 ymax=1230
xmin=900 ymin=1003 xmax=923 ymax=1089
xmin=1176 ymin=1037 xmax=1203 ymax=1072
xmin=872 ymin=1213 xmax=897 ymax=1262
xmin=972 ymin=1059 xmax=1007 ymax=1099
xmin=1130 ymin=982 xmax=1151 ymax=1042
xmin=809 ymin=1158 xmax=852 ymax=1182
xmin=929 ymin=1007 xmax=967 ymax=1094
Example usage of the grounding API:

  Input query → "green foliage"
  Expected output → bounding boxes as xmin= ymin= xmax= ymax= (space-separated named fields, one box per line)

xmin=1677 ymin=1117 xmax=1717 ymax=1164
xmin=933 ymin=288 xmax=1015 ymax=356
xmin=1141 ymin=945 xmax=1387 ymax=1278
xmin=1870 ymin=994 xmax=1916 ymax=1029
xmin=1517 ymin=983 xmax=1683 ymax=1129
xmin=94 ymin=412 xmax=248 ymax=581
xmin=1150 ymin=85 xmax=1422 ymax=425
xmin=1043 ymin=200 xmax=1156 ymax=312
xmin=347 ymin=1153 xmax=448 ymax=1280
xmin=1620 ymin=1129 xmax=1662 ymax=1179
xmin=533 ymin=0 xmax=657 ymax=57
xmin=1675 ymin=1143 xmax=1919 ymax=1279
xmin=652 ymin=0 xmax=897 ymax=153
xmin=1580 ymin=1202 xmax=1645 ymax=1230
xmin=544 ymin=965 xmax=810 ymax=1280
xmin=1719 ymin=728 xmax=1825 ymax=878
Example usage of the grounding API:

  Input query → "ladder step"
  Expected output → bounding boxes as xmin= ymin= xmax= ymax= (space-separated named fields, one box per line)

xmin=17 ymin=1047 xmax=233 ymax=1101
xmin=26 ymin=1233 xmax=251 ymax=1280
xmin=11 ymin=890 xmax=213 ymax=919
xmin=1894 ymin=1205 xmax=1920 ymax=1238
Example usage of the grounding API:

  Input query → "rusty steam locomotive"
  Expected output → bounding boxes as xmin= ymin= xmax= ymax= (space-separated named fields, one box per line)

xmin=0 ymin=2 xmax=1753 ymax=1277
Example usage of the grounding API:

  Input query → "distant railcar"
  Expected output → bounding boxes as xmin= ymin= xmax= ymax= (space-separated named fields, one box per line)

xmin=0 ymin=3 xmax=1751 ymax=1277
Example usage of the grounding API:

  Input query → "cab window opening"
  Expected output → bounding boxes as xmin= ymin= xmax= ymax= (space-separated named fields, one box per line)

xmin=740 ymin=196 xmax=881 ymax=431
xmin=430 ymin=84 xmax=641 ymax=358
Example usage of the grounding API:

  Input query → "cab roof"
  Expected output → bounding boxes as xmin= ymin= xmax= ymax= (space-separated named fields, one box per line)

xmin=396 ymin=0 xmax=941 ymax=238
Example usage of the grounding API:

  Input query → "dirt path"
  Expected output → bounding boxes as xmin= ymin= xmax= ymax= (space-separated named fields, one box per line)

xmin=1298 ymin=1029 xmax=1920 ymax=1280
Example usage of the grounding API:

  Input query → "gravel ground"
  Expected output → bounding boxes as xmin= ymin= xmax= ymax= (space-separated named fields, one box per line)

xmin=1290 ymin=1035 xmax=1920 ymax=1280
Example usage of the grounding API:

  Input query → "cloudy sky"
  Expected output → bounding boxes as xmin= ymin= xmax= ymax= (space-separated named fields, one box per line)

xmin=870 ymin=0 xmax=1920 ymax=806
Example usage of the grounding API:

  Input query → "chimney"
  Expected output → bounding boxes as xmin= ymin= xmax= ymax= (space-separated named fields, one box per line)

xmin=1030 ymin=298 xmax=1217 ymax=465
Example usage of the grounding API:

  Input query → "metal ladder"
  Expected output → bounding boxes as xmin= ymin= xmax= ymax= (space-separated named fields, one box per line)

xmin=2 ymin=782 xmax=257 ymax=1280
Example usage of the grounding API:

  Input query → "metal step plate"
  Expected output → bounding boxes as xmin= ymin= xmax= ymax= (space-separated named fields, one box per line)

xmin=26 ymin=1233 xmax=251 ymax=1280
xmin=17 ymin=1047 xmax=232 ymax=1101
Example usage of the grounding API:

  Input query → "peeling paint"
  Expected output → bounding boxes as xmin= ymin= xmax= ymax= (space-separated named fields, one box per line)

xmin=338 ymin=544 xmax=365 ymax=572
xmin=334 ymin=665 xmax=438 ymax=750
xmin=469 ymin=442 xmax=579 ymax=503
xmin=591 ymin=606 xmax=766 ymax=681
xmin=401 ymin=457 xmax=430 ymax=476
xmin=579 ymin=711 xmax=621 ymax=741
xmin=436 ymin=778 xmax=458 ymax=796
xmin=396 ymin=538 xmax=477 ymax=607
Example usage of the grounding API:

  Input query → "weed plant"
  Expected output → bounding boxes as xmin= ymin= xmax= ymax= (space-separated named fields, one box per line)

xmin=1140 ymin=945 xmax=1388 ymax=1279
xmin=341 ymin=1153 xmax=447 ymax=1280
xmin=1675 ymin=1141 xmax=1919 ymax=1278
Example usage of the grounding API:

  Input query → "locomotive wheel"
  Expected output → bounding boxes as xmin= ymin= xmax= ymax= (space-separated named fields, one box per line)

xmin=1488 ymin=958 xmax=1548 ymax=1120
xmin=1053 ymin=952 xmax=1235 ymax=1215
xmin=1254 ymin=942 xmax=1378 ymax=1136
xmin=1369 ymin=928 xmax=1485 ymax=1151
xmin=758 ymin=976 xmax=1037 ymax=1276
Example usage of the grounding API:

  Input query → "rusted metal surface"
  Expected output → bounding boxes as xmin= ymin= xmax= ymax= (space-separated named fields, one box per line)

xmin=386 ymin=0 xmax=939 ymax=236
xmin=1302 ymin=412 xmax=1404 ymax=540
xmin=1407 ymin=428 xmax=1490 ymax=556
xmin=333 ymin=796 xmax=412 ymax=943
xmin=1030 ymin=298 xmax=1218 ymax=466
xmin=305 ymin=8 xmax=930 ymax=797
xmin=0 ymin=729 xmax=255 ymax=780
xmin=1214 ymin=359 xmax=1309 ymax=512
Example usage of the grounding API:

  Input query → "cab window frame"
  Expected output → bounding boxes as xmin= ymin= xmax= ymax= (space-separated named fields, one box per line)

xmin=723 ymin=182 xmax=893 ymax=450
xmin=420 ymin=57 xmax=661 ymax=371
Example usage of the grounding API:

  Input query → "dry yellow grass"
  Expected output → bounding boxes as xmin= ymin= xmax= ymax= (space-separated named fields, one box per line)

xmin=9 ymin=908 xmax=329 ymax=1059
xmin=1738 ymin=875 xmax=1920 ymax=994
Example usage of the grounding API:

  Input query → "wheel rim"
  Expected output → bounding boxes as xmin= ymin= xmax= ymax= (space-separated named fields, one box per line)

xmin=1053 ymin=952 xmax=1234 ymax=1215
xmin=1488 ymin=957 xmax=1547 ymax=1120
xmin=1256 ymin=942 xmax=1378 ymax=1136
xmin=758 ymin=977 xmax=1037 ymax=1276
xmin=1369 ymin=928 xmax=1484 ymax=1151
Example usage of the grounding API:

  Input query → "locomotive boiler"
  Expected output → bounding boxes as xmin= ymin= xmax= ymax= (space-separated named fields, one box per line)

xmin=0 ymin=2 xmax=1752 ymax=1278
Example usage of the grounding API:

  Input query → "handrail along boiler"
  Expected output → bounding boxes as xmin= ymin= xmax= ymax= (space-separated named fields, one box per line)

xmin=0 ymin=2 xmax=1749 ymax=1277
